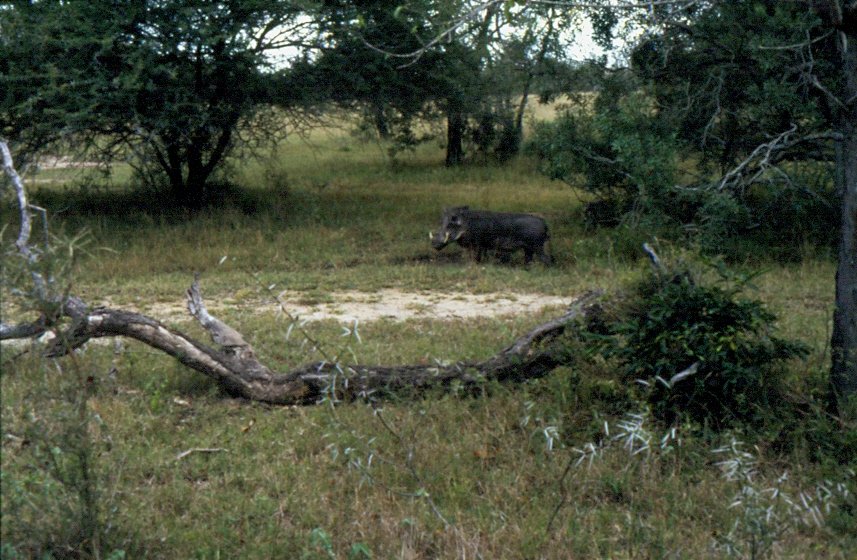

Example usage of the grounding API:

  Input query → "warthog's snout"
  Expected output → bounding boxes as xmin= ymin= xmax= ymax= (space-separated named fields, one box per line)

xmin=430 ymin=230 xmax=452 ymax=250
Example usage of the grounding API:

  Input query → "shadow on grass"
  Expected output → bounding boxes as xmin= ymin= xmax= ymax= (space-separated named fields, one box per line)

xmin=26 ymin=181 xmax=274 ymax=226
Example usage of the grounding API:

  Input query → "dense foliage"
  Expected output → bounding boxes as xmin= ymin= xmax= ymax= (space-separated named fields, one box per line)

xmin=597 ymin=263 xmax=809 ymax=428
xmin=528 ymin=2 xmax=841 ymax=260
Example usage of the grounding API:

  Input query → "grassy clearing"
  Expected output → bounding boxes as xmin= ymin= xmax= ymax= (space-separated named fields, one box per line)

xmin=2 ymin=125 xmax=854 ymax=558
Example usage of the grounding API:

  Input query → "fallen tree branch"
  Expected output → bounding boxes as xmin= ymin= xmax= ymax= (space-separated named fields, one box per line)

xmin=5 ymin=284 xmax=603 ymax=405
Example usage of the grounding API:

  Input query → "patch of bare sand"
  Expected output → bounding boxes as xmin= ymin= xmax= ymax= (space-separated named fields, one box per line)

xmin=136 ymin=289 xmax=571 ymax=324
xmin=1 ymin=290 xmax=572 ymax=350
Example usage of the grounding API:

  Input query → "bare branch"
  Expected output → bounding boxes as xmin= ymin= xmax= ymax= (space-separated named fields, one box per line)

xmin=642 ymin=243 xmax=664 ymax=272
xmin=715 ymin=125 xmax=841 ymax=193
xmin=1 ymin=139 xmax=54 ymax=322
xmin=187 ymin=276 xmax=250 ymax=351
xmin=363 ymin=0 xmax=701 ymax=64
xmin=1 ymin=140 xmax=35 ymax=262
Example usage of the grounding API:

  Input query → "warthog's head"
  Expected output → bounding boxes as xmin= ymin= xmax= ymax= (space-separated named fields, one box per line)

xmin=429 ymin=207 xmax=468 ymax=250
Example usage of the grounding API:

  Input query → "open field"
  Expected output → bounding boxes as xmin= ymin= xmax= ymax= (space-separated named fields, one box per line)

xmin=2 ymin=124 xmax=854 ymax=558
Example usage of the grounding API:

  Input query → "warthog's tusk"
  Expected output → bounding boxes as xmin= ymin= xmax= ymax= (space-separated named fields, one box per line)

xmin=428 ymin=231 xmax=433 ymax=240
xmin=443 ymin=231 xmax=451 ymax=243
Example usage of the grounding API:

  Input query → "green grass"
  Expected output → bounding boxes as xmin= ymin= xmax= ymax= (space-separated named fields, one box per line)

xmin=2 ymin=127 xmax=854 ymax=558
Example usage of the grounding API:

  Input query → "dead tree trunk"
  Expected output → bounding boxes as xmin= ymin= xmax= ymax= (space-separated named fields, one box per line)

xmin=11 ymin=283 xmax=601 ymax=405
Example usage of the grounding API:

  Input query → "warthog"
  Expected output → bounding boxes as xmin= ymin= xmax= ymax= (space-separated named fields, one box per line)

xmin=430 ymin=206 xmax=553 ymax=265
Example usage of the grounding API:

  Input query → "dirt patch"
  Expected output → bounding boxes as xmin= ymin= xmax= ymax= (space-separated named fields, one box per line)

xmin=133 ymin=289 xmax=571 ymax=325
xmin=2 ymin=290 xmax=572 ymax=352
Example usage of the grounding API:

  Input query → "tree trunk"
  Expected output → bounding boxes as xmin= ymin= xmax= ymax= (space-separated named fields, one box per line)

xmin=2 ymin=283 xmax=603 ymax=406
xmin=830 ymin=19 xmax=857 ymax=407
xmin=373 ymin=102 xmax=390 ymax=139
xmin=164 ymin=143 xmax=187 ymax=202
xmin=445 ymin=105 xmax=465 ymax=167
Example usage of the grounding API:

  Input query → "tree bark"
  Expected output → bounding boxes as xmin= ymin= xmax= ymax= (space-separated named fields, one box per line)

xmin=373 ymin=102 xmax=390 ymax=139
xmin=830 ymin=22 xmax=857 ymax=406
xmin=445 ymin=104 xmax=466 ymax=167
xmin=3 ymin=281 xmax=603 ymax=406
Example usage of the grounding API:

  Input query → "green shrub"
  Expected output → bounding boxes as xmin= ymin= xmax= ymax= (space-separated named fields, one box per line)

xmin=674 ymin=176 xmax=838 ymax=262
xmin=527 ymin=72 xmax=838 ymax=262
xmin=594 ymin=259 xmax=808 ymax=428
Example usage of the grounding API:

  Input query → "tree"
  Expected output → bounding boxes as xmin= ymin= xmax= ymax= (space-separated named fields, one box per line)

xmin=811 ymin=0 xmax=857 ymax=408
xmin=1 ymin=0 xmax=317 ymax=208
xmin=298 ymin=0 xmax=443 ymax=151
xmin=318 ymin=0 xmax=573 ymax=165
xmin=310 ymin=0 xmax=487 ymax=165
xmin=636 ymin=0 xmax=856 ymax=409
xmin=430 ymin=1 xmax=573 ymax=164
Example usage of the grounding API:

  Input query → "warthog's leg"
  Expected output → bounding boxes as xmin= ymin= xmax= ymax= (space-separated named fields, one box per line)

xmin=537 ymin=245 xmax=554 ymax=265
xmin=496 ymin=250 xmax=512 ymax=264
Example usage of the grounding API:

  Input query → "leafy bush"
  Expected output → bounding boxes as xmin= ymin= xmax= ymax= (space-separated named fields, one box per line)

xmin=671 ymin=174 xmax=837 ymax=262
xmin=594 ymin=259 xmax=808 ymax=428
xmin=527 ymin=89 xmax=679 ymax=214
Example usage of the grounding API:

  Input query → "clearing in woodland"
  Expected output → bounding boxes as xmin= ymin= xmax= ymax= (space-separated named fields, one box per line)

xmin=1 ymin=123 xmax=852 ymax=559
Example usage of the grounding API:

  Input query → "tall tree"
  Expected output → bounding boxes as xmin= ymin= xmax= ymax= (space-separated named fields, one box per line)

xmin=810 ymin=0 xmax=857 ymax=407
xmin=632 ymin=0 xmax=857 ymax=409
xmin=1 ymin=0 xmax=318 ymax=208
